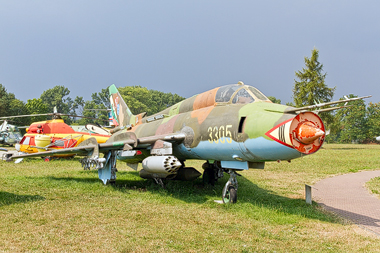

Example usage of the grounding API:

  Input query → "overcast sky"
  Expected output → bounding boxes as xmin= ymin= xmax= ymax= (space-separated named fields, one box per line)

xmin=1 ymin=1 xmax=379 ymax=106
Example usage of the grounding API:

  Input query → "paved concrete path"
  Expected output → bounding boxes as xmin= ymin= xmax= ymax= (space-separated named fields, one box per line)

xmin=313 ymin=170 xmax=380 ymax=236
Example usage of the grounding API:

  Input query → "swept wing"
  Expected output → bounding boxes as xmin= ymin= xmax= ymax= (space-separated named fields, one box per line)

xmin=11 ymin=132 xmax=186 ymax=160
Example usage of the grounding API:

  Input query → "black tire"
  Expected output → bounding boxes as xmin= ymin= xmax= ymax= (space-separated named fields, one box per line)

xmin=222 ymin=185 xmax=237 ymax=204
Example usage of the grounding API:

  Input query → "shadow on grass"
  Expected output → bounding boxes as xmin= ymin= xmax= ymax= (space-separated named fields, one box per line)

xmin=45 ymin=170 xmax=336 ymax=223
xmin=0 ymin=191 xmax=45 ymax=207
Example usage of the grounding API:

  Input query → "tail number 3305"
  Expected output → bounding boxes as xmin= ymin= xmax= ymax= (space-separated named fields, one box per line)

xmin=207 ymin=125 xmax=233 ymax=144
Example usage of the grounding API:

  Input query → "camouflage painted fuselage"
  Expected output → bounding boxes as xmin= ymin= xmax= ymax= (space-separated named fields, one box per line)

xmin=134 ymin=102 xmax=300 ymax=162
xmin=110 ymin=83 xmax=312 ymax=168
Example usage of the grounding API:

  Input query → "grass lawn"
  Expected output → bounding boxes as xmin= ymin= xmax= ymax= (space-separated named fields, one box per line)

xmin=0 ymin=144 xmax=380 ymax=252
xmin=367 ymin=176 xmax=380 ymax=198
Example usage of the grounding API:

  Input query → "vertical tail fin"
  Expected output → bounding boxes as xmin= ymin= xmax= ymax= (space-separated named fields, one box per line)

xmin=109 ymin=84 xmax=135 ymax=127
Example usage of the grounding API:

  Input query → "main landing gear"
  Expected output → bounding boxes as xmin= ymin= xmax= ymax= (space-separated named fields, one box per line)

xmin=202 ymin=162 xmax=240 ymax=204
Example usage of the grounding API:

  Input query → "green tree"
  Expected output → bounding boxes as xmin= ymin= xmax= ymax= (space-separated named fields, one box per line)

xmin=118 ymin=86 xmax=151 ymax=114
xmin=40 ymin=85 xmax=75 ymax=124
xmin=149 ymin=90 xmax=185 ymax=113
xmin=78 ymin=100 xmax=109 ymax=126
xmin=8 ymin=99 xmax=27 ymax=116
xmin=25 ymin=98 xmax=49 ymax=123
xmin=0 ymin=84 xmax=29 ymax=125
xmin=267 ymin=96 xmax=281 ymax=104
xmin=86 ymin=88 xmax=110 ymax=124
xmin=71 ymin=96 xmax=85 ymax=116
xmin=333 ymin=95 xmax=368 ymax=143
xmin=40 ymin=86 xmax=73 ymax=115
xmin=0 ymin=84 xmax=19 ymax=117
xmin=91 ymin=88 xmax=110 ymax=109
xmin=293 ymin=48 xmax=336 ymax=127
xmin=366 ymin=102 xmax=380 ymax=141
xmin=117 ymin=86 xmax=185 ymax=115
xmin=78 ymin=85 xmax=185 ymax=126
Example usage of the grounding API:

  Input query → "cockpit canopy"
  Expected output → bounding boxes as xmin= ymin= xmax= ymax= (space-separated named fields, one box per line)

xmin=215 ymin=83 xmax=270 ymax=104
xmin=149 ymin=82 xmax=272 ymax=121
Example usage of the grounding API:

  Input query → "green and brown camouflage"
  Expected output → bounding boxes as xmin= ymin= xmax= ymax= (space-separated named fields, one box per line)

xmin=110 ymin=81 xmax=322 ymax=162
xmin=12 ymin=81 xmax=370 ymax=203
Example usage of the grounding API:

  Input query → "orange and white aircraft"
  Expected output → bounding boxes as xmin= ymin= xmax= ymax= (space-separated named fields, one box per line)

xmin=16 ymin=118 xmax=110 ymax=159
xmin=0 ymin=111 xmax=111 ymax=161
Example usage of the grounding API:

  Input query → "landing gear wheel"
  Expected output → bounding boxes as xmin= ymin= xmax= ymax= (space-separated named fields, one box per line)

xmin=43 ymin=157 xmax=51 ymax=162
xmin=222 ymin=185 xmax=237 ymax=204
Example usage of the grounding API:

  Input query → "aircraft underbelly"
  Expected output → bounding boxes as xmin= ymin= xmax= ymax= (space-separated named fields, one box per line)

xmin=175 ymin=137 xmax=301 ymax=162
xmin=241 ymin=137 xmax=302 ymax=161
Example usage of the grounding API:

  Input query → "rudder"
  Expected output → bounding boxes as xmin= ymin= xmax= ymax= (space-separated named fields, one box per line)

xmin=109 ymin=84 xmax=135 ymax=127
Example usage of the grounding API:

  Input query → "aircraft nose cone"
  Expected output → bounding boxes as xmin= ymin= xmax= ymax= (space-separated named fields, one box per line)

xmin=295 ymin=121 xmax=325 ymax=145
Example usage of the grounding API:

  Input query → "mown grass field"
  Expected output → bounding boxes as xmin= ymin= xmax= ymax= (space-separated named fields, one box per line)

xmin=1 ymin=144 xmax=380 ymax=252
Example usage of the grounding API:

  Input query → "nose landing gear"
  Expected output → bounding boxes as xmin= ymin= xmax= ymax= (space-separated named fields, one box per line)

xmin=222 ymin=170 xmax=239 ymax=204
xmin=202 ymin=162 xmax=241 ymax=204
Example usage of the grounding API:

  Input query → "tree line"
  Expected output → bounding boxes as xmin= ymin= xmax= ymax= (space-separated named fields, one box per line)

xmin=0 ymin=84 xmax=185 ymax=127
xmin=0 ymin=48 xmax=378 ymax=143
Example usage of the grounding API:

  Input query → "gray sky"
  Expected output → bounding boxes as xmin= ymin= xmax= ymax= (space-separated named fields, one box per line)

xmin=1 ymin=1 xmax=379 ymax=105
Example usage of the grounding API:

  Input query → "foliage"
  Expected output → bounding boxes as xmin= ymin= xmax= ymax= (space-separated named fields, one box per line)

xmin=77 ymin=85 xmax=185 ymax=125
xmin=293 ymin=48 xmax=335 ymax=107
xmin=0 ymin=84 xmax=29 ymax=125
xmin=8 ymin=99 xmax=28 ymax=117
xmin=367 ymin=176 xmax=380 ymax=197
xmin=71 ymin=96 xmax=85 ymax=116
xmin=117 ymin=85 xmax=185 ymax=115
xmin=0 ymin=83 xmax=185 ymax=128
xmin=325 ymin=98 xmax=380 ymax=144
xmin=91 ymin=88 xmax=110 ymax=109
xmin=293 ymin=48 xmax=336 ymax=127
xmin=25 ymin=98 xmax=50 ymax=124
xmin=118 ymin=86 xmax=151 ymax=115
xmin=334 ymin=95 xmax=368 ymax=143
xmin=0 ymin=84 xmax=13 ymax=117
xmin=78 ymin=100 xmax=109 ymax=126
xmin=40 ymin=86 xmax=73 ymax=115
xmin=0 ymin=84 xmax=22 ymax=117
xmin=366 ymin=102 xmax=380 ymax=140
xmin=267 ymin=96 xmax=281 ymax=104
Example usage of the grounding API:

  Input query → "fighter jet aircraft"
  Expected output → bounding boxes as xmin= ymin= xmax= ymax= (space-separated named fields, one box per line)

xmin=11 ymin=82 xmax=371 ymax=203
